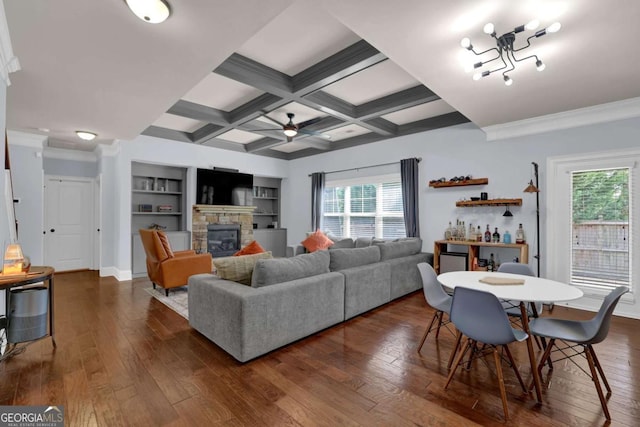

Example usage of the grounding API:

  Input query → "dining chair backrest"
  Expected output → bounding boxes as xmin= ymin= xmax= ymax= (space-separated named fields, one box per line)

xmin=585 ymin=286 xmax=628 ymax=344
xmin=450 ymin=287 xmax=520 ymax=346
xmin=497 ymin=262 xmax=535 ymax=276
xmin=417 ymin=263 xmax=450 ymax=312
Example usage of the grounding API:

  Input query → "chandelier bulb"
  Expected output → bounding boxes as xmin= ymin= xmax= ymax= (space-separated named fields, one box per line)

xmin=526 ymin=19 xmax=540 ymax=31
xmin=547 ymin=22 xmax=561 ymax=33
xmin=473 ymin=72 xmax=482 ymax=81
xmin=483 ymin=23 xmax=495 ymax=35
xmin=460 ymin=37 xmax=472 ymax=49
xmin=536 ymin=60 xmax=546 ymax=71
xmin=504 ymin=75 xmax=513 ymax=86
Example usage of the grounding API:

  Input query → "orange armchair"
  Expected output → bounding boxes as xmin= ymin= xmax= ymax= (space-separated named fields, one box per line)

xmin=139 ymin=229 xmax=212 ymax=296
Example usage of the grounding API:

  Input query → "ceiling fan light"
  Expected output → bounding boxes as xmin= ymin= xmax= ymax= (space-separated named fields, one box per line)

xmin=283 ymin=129 xmax=297 ymax=137
xmin=126 ymin=0 xmax=171 ymax=24
xmin=76 ymin=131 xmax=97 ymax=141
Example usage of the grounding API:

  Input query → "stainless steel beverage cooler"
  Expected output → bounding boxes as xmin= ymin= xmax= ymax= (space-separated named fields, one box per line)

xmin=8 ymin=286 xmax=48 ymax=344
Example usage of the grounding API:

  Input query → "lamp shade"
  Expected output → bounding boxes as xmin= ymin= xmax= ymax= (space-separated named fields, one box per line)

xmin=126 ymin=0 xmax=171 ymax=24
xmin=524 ymin=180 xmax=540 ymax=193
xmin=3 ymin=243 xmax=25 ymax=275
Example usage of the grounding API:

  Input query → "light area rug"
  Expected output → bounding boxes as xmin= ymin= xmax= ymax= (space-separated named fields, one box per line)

xmin=145 ymin=286 xmax=188 ymax=319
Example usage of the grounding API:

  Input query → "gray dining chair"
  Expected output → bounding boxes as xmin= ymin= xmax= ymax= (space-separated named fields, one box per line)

xmin=444 ymin=286 xmax=528 ymax=421
xmin=529 ymin=286 xmax=628 ymax=421
xmin=497 ymin=262 xmax=543 ymax=317
xmin=416 ymin=262 xmax=453 ymax=352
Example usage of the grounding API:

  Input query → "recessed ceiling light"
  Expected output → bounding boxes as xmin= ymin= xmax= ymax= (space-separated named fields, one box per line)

xmin=76 ymin=131 xmax=97 ymax=141
xmin=125 ymin=0 xmax=171 ymax=24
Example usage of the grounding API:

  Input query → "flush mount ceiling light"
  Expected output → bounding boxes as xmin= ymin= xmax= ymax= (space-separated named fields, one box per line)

xmin=76 ymin=131 xmax=97 ymax=141
xmin=125 ymin=0 xmax=171 ymax=24
xmin=461 ymin=20 xmax=560 ymax=86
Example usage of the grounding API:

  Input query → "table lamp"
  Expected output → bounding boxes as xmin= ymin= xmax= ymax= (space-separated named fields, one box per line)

xmin=3 ymin=243 xmax=26 ymax=275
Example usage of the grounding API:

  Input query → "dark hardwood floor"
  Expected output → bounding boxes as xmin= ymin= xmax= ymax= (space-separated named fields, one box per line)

xmin=1 ymin=270 xmax=638 ymax=426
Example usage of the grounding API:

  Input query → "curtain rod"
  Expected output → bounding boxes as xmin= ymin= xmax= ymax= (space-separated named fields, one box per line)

xmin=308 ymin=157 xmax=421 ymax=177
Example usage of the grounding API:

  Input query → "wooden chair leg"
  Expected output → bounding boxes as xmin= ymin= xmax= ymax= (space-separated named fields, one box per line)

xmin=588 ymin=345 xmax=611 ymax=393
xmin=435 ymin=312 xmax=444 ymax=339
xmin=585 ymin=344 xmax=611 ymax=420
xmin=445 ymin=339 xmax=471 ymax=389
xmin=417 ymin=311 xmax=440 ymax=352
xmin=466 ymin=340 xmax=477 ymax=370
xmin=530 ymin=338 xmax=555 ymax=392
xmin=493 ymin=348 xmax=510 ymax=420
xmin=503 ymin=344 xmax=527 ymax=393
xmin=448 ymin=330 xmax=463 ymax=369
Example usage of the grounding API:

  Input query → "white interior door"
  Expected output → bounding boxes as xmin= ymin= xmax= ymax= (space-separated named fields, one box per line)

xmin=44 ymin=176 xmax=94 ymax=271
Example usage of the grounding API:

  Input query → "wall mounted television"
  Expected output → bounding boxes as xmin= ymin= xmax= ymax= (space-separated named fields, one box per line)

xmin=196 ymin=169 xmax=254 ymax=206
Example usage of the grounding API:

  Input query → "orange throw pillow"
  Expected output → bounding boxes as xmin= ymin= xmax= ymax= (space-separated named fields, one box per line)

xmin=156 ymin=231 xmax=174 ymax=258
xmin=234 ymin=240 xmax=266 ymax=256
xmin=301 ymin=230 xmax=333 ymax=253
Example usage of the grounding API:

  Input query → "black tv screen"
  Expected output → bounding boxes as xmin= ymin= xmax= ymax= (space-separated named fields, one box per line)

xmin=197 ymin=169 xmax=253 ymax=206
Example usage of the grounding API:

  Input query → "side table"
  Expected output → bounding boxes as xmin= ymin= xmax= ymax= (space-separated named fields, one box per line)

xmin=0 ymin=266 xmax=55 ymax=361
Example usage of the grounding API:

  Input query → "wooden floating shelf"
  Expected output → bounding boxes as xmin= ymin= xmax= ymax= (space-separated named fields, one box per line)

xmin=429 ymin=178 xmax=488 ymax=188
xmin=456 ymin=198 xmax=522 ymax=207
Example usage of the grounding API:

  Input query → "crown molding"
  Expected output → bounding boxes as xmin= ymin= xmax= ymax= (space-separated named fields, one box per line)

xmin=0 ymin=0 xmax=20 ymax=86
xmin=96 ymin=141 xmax=120 ymax=157
xmin=483 ymin=97 xmax=640 ymax=141
xmin=7 ymin=130 xmax=46 ymax=148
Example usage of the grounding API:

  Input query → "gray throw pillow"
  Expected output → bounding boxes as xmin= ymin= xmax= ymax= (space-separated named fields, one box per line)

xmin=251 ymin=250 xmax=330 ymax=288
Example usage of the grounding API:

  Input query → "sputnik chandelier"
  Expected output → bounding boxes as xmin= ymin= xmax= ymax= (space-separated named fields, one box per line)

xmin=461 ymin=20 xmax=561 ymax=86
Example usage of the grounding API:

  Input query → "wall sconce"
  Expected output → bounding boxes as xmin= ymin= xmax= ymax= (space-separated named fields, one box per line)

xmin=503 ymin=206 xmax=513 ymax=217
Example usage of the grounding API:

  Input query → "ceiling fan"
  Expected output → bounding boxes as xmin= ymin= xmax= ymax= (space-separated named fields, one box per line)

xmin=257 ymin=113 xmax=331 ymax=142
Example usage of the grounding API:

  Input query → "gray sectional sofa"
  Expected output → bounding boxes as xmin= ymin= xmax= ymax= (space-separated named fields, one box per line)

xmin=188 ymin=238 xmax=433 ymax=362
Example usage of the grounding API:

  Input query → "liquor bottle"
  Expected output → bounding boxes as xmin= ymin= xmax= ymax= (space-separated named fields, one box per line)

xmin=503 ymin=230 xmax=512 ymax=244
xmin=460 ymin=221 xmax=466 ymax=241
xmin=484 ymin=224 xmax=491 ymax=242
xmin=468 ymin=222 xmax=474 ymax=241
xmin=493 ymin=227 xmax=500 ymax=243
xmin=488 ymin=253 xmax=495 ymax=272
xmin=445 ymin=221 xmax=452 ymax=240
xmin=516 ymin=223 xmax=526 ymax=244
xmin=476 ymin=226 xmax=482 ymax=242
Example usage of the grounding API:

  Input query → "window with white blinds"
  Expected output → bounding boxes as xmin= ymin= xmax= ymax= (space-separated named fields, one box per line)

xmin=323 ymin=177 xmax=406 ymax=239
xmin=571 ymin=168 xmax=631 ymax=290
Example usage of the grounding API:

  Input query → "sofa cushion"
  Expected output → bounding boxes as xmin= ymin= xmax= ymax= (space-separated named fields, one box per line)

xmin=233 ymin=240 xmax=266 ymax=256
xmin=354 ymin=237 xmax=372 ymax=248
xmin=329 ymin=246 xmax=381 ymax=271
xmin=377 ymin=238 xmax=422 ymax=260
xmin=301 ymin=230 xmax=333 ymax=252
xmin=251 ymin=250 xmax=330 ymax=288
xmin=329 ymin=238 xmax=355 ymax=249
xmin=213 ymin=251 xmax=273 ymax=285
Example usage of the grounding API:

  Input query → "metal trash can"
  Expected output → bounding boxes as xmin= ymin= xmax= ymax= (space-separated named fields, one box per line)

xmin=7 ymin=287 xmax=48 ymax=344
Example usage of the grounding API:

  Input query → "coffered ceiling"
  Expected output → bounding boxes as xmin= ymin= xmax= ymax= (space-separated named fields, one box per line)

xmin=5 ymin=1 xmax=640 ymax=158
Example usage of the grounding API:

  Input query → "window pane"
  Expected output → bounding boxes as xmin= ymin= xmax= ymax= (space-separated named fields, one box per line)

xmin=323 ymin=216 xmax=344 ymax=237
xmin=382 ymin=217 xmax=406 ymax=239
xmin=381 ymin=182 xmax=403 ymax=213
xmin=350 ymin=216 xmax=375 ymax=237
xmin=350 ymin=184 xmax=376 ymax=213
xmin=571 ymin=169 xmax=630 ymax=289
xmin=323 ymin=187 xmax=344 ymax=214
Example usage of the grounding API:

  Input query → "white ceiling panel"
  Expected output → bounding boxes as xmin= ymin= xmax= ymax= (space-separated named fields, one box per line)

xmin=324 ymin=124 xmax=371 ymax=141
xmin=153 ymin=114 xmax=204 ymax=133
xmin=263 ymin=102 xmax=328 ymax=125
xmin=322 ymin=60 xmax=419 ymax=105
xmin=270 ymin=142 xmax=309 ymax=153
xmin=236 ymin=0 xmax=360 ymax=75
xmin=383 ymin=100 xmax=457 ymax=125
xmin=182 ymin=73 xmax=263 ymax=111
xmin=217 ymin=129 xmax=265 ymax=144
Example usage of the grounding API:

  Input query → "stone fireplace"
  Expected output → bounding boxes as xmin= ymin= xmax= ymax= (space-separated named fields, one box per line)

xmin=192 ymin=205 xmax=255 ymax=256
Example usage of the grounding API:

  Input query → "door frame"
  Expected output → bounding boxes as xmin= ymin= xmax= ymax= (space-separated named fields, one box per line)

xmin=43 ymin=175 xmax=100 ymax=270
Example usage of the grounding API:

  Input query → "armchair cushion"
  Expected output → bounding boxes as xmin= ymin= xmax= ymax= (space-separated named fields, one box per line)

xmin=157 ymin=231 xmax=174 ymax=258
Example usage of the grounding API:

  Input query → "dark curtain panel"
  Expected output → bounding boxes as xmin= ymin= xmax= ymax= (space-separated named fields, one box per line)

xmin=310 ymin=172 xmax=325 ymax=231
xmin=400 ymin=158 xmax=420 ymax=237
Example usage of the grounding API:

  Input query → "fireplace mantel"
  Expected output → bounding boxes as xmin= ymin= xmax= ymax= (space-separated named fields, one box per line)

xmin=192 ymin=205 xmax=255 ymax=254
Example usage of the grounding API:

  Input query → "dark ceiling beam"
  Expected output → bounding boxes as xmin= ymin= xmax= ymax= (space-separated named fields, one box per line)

xmin=397 ymin=111 xmax=470 ymax=135
xmin=142 ymin=126 xmax=194 ymax=143
xmin=228 ymin=93 xmax=284 ymax=123
xmin=292 ymin=40 xmax=387 ymax=95
xmin=191 ymin=124 xmax=226 ymax=143
xmin=214 ymin=53 xmax=292 ymax=95
xmin=167 ymin=100 xmax=229 ymax=125
xmin=355 ymin=86 xmax=440 ymax=119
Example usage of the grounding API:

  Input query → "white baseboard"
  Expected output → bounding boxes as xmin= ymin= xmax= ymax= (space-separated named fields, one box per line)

xmin=100 ymin=267 xmax=132 ymax=281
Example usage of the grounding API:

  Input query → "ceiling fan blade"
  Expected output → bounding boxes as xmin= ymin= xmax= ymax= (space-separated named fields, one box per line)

xmin=261 ymin=114 xmax=285 ymax=127
xmin=297 ymin=117 xmax=323 ymax=129
xmin=298 ymin=128 xmax=331 ymax=139
xmin=251 ymin=128 xmax=282 ymax=132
